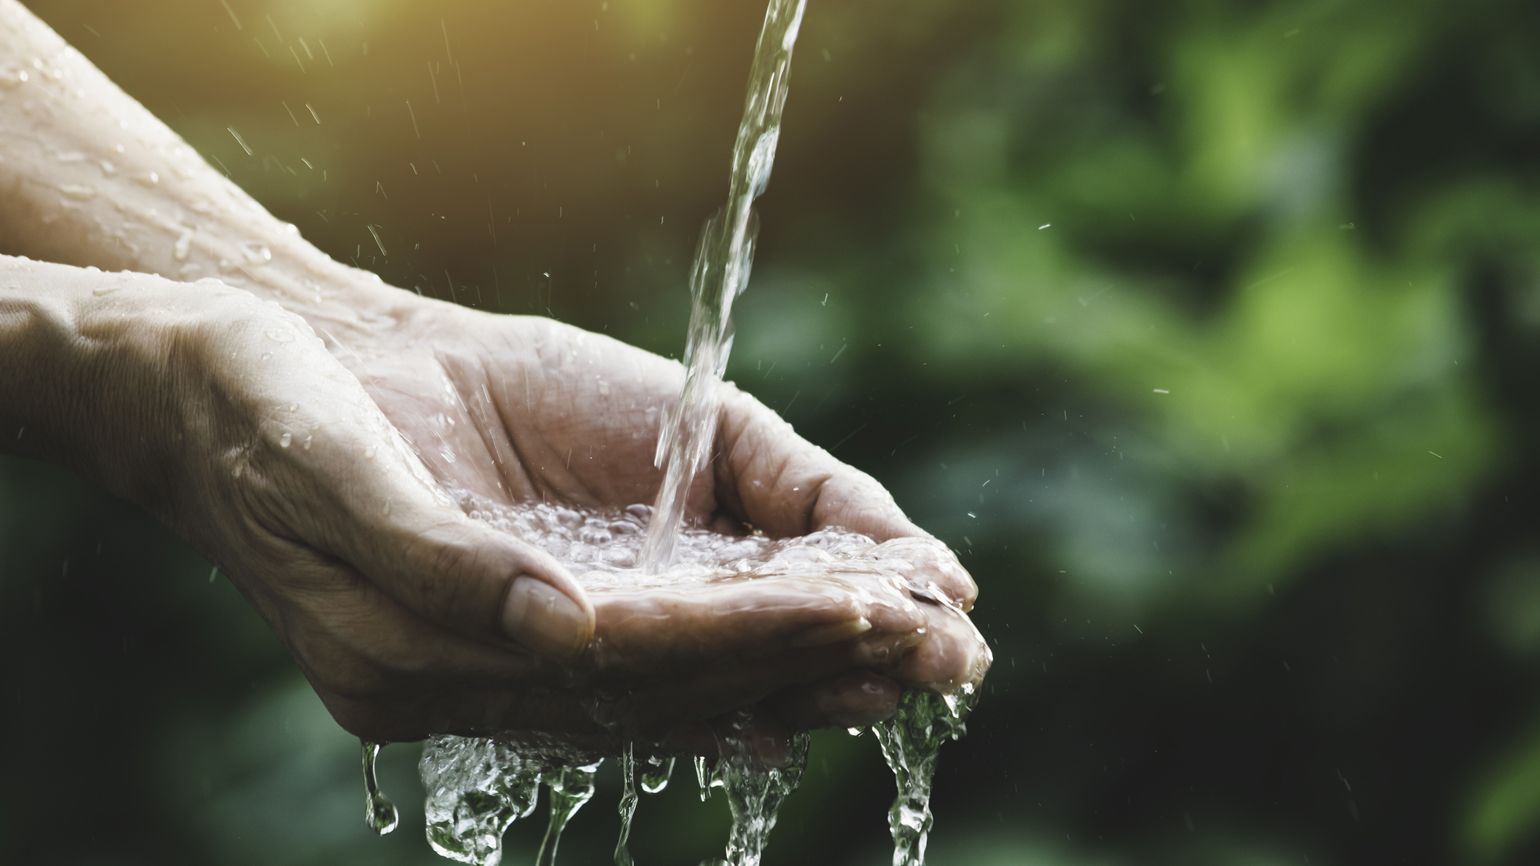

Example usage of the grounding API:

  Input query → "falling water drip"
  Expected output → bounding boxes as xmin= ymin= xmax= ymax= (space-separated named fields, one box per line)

xmin=639 ymin=0 xmax=809 ymax=570
xmin=535 ymin=762 xmax=600 ymax=866
xmin=361 ymin=741 xmax=399 ymax=836
xmin=640 ymin=755 xmax=675 ymax=794
xmin=694 ymin=754 xmax=713 ymax=801
xmin=419 ymin=736 xmax=543 ymax=866
xmin=872 ymin=690 xmax=978 ymax=866
xmin=614 ymin=744 xmax=639 ymax=866
xmin=703 ymin=728 xmax=811 ymax=866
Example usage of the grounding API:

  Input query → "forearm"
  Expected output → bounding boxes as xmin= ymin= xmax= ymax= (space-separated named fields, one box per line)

xmin=0 ymin=1 xmax=400 ymax=335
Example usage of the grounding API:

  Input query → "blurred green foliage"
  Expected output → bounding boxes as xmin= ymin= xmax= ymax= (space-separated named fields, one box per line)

xmin=3 ymin=0 xmax=1539 ymax=864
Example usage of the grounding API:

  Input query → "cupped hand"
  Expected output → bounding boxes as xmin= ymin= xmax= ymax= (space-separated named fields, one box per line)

xmin=314 ymin=290 xmax=989 ymax=736
xmin=72 ymin=266 xmax=982 ymax=748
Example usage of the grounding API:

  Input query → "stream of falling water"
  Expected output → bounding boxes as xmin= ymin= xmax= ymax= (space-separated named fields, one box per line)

xmin=637 ymin=0 xmax=808 ymax=571
xmin=360 ymin=0 xmax=984 ymax=863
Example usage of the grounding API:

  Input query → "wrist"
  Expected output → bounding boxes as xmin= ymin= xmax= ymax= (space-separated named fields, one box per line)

xmin=0 ymin=257 xmax=240 ymax=516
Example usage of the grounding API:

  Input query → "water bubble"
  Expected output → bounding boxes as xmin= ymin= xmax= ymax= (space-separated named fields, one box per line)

xmin=278 ymin=432 xmax=293 ymax=448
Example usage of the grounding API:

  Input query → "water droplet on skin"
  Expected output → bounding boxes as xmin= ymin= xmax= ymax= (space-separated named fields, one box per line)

xmin=0 ymin=66 xmax=29 ymax=88
xmin=278 ymin=431 xmax=292 ymax=448
xmin=173 ymin=228 xmax=195 ymax=261
xmin=265 ymin=328 xmax=296 ymax=344
xmin=242 ymin=242 xmax=272 ymax=266
xmin=59 ymin=184 xmax=96 ymax=200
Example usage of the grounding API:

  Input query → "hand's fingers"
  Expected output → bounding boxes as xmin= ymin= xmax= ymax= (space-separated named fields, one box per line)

xmin=587 ymin=574 xmax=925 ymax=673
xmin=767 ymin=672 xmax=903 ymax=730
xmin=270 ymin=549 xmax=543 ymax=682
xmin=896 ymin=604 xmax=992 ymax=692
xmin=870 ymin=538 xmax=979 ymax=612
xmin=714 ymin=386 xmax=926 ymax=542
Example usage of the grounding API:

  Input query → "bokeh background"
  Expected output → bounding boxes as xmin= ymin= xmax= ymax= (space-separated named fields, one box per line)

xmin=3 ymin=0 xmax=1540 ymax=863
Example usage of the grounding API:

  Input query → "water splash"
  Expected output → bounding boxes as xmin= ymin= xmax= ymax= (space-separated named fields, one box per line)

xmin=536 ymin=762 xmax=601 ymax=866
xmin=701 ymin=727 xmax=811 ymax=866
xmin=640 ymin=0 xmax=809 ymax=570
xmin=872 ymin=690 xmax=977 ymax=866
xmin=362 ymin=741 xmax=399 ymax=836
xmin=419 ymin=736 xmax=542 ymax=866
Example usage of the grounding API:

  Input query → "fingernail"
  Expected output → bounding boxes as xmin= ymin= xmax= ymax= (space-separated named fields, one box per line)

xmin=502 ymin=576 xmax=592 ymax=660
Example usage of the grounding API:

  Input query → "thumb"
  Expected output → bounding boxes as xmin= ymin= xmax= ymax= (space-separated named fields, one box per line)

xmin=358 ymin=507 xmax=597 ymax=661
xmin=313 ymin=435 xmax=595 ymax=660
xmin=232 ymin=325 xmax=595 ymax=660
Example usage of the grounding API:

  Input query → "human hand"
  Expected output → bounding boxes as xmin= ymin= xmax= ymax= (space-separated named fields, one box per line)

xmin=3 ymin=258 xmax=979 ymax=749
xmin=0 ymin=0 xmax=987 ymax=751
xmin=310 ymin=288 xmax=989 ymax=735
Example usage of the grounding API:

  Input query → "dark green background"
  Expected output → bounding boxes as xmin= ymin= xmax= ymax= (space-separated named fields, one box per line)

xmin=3 ymin=0 xmax=1539 ymax=863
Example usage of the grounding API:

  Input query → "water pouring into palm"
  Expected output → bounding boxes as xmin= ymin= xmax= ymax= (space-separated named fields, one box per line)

xmin=385 ymin=2 xmax=989 ymax=864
